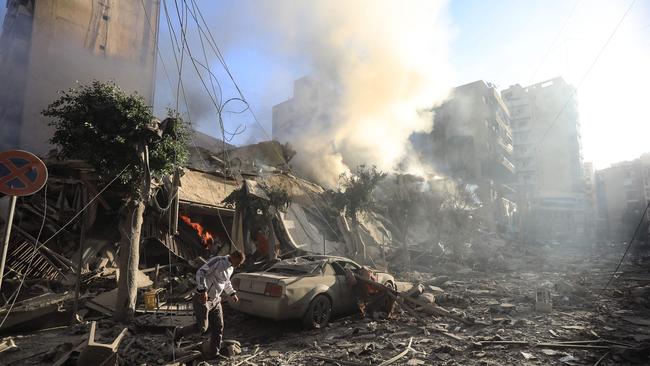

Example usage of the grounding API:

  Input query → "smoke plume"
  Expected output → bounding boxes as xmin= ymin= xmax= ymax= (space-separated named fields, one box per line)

xmin=153 ymin=1 xmax=454 ymax=187
xmin=263 ymin=0 xmax=454 ymax=187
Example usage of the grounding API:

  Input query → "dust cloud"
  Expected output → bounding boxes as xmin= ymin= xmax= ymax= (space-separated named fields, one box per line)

xmin=264 ymin=0 xmax=454 ymax=187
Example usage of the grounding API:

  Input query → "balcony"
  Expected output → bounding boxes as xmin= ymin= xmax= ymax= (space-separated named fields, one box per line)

xmin=495 ymin=155 xmax=516 ymax=176
xmin=497 ymin=137 xmax=513 ymax=154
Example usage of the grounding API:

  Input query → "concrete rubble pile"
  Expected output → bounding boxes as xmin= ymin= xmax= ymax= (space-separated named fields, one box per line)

xmin=1 ymin=141 xmax=650 ymax=365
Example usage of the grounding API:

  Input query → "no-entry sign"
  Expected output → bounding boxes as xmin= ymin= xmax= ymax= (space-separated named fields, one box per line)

xmin=0 ymin=149 xmax=48 ymax=292
xmin=0 ymin=150 xmax=48 ymax=196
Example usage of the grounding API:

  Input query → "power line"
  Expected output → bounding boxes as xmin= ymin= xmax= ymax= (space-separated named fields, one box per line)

xmin=1 ymin=164 xmax=128 ymax=327
xmin=0 ymin=185 xmax=48 ymax=328
xmin=528 ymin=0 xmax=582 ymax=85
xmin=531 ymin=0 xmax=637 ymax=154
xmin=183 ymin=0 xmax=272 ymax=142
xmin=601 ymin=200 xmax=650 ymax=293
xmin=161 ymin=0 xmax=236 ymax=245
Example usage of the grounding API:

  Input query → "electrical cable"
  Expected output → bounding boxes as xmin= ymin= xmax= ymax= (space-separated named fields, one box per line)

xmin=531 ymin=0 xmax=637 ymax=154
xmin=528 ymin=0 xmax=582 ymax=85
xmin=138 ymin=13 xmax=187 ymax=354
xmin=601 ymin=200 xmax=650 ymax=293
xmin=0 ymin=185 xmax=48 ymax=328
xmin=162 ymin=1 xmax=236 ymax=246
xmin=180 ymin=1 xmax=345 ymax=239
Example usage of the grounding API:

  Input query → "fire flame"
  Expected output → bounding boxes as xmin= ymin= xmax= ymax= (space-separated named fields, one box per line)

xmin=180 ymin=215 xmax=214 ymax=249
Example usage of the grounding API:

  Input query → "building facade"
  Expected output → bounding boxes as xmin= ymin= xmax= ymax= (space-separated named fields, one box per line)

xmin=0 ymin=0 xmax=160 ymax=154
xmin=596 ymin=154 xmax=650 ymax=242
xmin=583 ymin=162 xmax=597 ymax=240
xmin=430 ymin=80 xmax=517 ymax=233
xmin=272 ymin=76 xmax=336 ymax=144
xmin=501 ymin=77 xmax=587 ymax=243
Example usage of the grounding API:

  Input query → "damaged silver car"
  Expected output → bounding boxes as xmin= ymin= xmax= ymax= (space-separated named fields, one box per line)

xmin=230 ymin=255 xmax=395 ymax=328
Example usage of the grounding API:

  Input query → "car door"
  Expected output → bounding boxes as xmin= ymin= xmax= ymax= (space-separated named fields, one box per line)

xmin=331 ymin=260 xmax=360 ymax=314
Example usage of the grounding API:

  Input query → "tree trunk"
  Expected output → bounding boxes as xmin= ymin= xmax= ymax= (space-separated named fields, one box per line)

xmin=351 ymin=218 xmax=366 ymax=263
xmin=115 ymin=199 xmax=146 ymax=323
xmin=401 ymin=215 xmax=411 ymax=271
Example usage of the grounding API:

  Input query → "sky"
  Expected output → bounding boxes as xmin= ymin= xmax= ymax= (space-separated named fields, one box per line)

xmin=1 ymin=0 xmax=648 ymax=169
xmin=151 ymin=0 xmax=650 ymax=170
xmin=445 ymin=0 xmax=650 ymax=169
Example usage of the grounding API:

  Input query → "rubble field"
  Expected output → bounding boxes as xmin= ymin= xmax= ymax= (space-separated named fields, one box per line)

xmin=2 ymin=243 xmax=650 ymax=365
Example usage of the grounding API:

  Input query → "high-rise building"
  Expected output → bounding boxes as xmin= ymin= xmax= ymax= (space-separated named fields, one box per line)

xmin=583 ymin=162 xmax=597 ymax=240
xmin=0 ymin=0 xmax=160 ymax=154
xmin=272 ymin=76 xmax=336 ymax=143
xmin=429 ymin=80 xmax=517 ymax=232
xmin=502 ymin=77 xmax=586 ymax=242
xmin=596 ymin=154 xmax=650 ymax=242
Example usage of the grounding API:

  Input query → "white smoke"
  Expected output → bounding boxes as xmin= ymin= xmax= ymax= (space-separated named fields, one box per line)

xmin=153 ymin=1 xmax=454 ymax=187
xmin=263 ymin=0 xmax=454 ymax=187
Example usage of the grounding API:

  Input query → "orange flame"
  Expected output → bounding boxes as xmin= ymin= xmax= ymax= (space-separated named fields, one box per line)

xmin=180 ymin=215 xmax=214 ymax=249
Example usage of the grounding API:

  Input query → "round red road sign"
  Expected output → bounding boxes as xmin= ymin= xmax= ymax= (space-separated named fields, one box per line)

xmin=0 ymin=150 xmax=48 ymax=196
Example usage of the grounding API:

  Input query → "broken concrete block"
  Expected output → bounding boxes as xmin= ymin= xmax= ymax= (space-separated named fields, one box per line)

xmin=427 ymin=285 xmax=445 ymax=295
xmin=541 ymin=349 xmax=559 ymax=356
xmin=407 ymin=358 xmax=426 ymax=365
xmin=0 ymin=337 xmax=18 ymax=353
xmin=223 ymin=342 xmax=242 ymax=357
xmin=499 ymin=303 xmax=516 ymax=313
xmin=77 ymin=321 xmax=128 ymax=366
xmin=115 ymin=269 xmax=153 ymax=288
xmin=425 ymin=276 xmax=449 ymax=287
xmin=521 ymin=351 xmax=535 ymax=360
xmin=420 ymin=293 xmax=436 ymax=304
xmin=559 ymin=355 xmax=578 ymax=363
xmin=405 ymin=284 xmax=425 ymax=298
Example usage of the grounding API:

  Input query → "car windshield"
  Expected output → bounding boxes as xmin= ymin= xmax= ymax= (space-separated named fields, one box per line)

xmin=266 ymin=258 xmax=323 ymax=275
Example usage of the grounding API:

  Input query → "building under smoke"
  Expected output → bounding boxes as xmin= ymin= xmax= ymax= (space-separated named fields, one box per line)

xmin=596 ymin=154 xmax=650 ymax=242
xmin=414 ymin=80 xmax=517 ymax=233
xmin=502 ymin=77 xmax=588 ymax=243
xmin=272 ymin=76 xmax=336 ymax=144
xmin=0 ymin=0 xmax=160 ymax=154
xmin=583 ymin=161 xmax=598 ymax=240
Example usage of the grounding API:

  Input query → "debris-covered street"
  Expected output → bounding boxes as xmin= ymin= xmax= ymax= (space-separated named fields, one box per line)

xmin=2 ymin=0 xmax=650 ymax=365
xmin=3 ymin=239 xmax=650 ymax=365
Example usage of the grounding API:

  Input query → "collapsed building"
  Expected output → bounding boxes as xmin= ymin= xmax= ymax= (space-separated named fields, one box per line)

xmin=0 ymin=136 xmax=410 ymax=332
xmin=1 ymin=119 xmax=647 ymax=366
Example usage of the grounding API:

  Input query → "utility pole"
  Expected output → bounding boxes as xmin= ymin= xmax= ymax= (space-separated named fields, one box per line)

xmin=72 ymin=209 xmax=86 ymax=323
xmin=0 ymin=196 xmax=17 ymax=293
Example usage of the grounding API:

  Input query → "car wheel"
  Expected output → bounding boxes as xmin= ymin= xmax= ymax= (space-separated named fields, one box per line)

xmin=302 ymin=294 xmax=332 ymax=329
xmin=384 ymin=281 xmax=396 ymax=291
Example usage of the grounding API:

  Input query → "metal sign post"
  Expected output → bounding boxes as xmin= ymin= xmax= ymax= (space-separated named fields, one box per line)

xmin=0 ymin=196 xmax=17 ymax=293
xmin=0 ymin=150 xmax=48 ymax=292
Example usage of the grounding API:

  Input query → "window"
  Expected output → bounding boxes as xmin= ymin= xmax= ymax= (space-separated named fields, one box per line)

xmin=337 ymin=260 xmax=360 ymax=271
xmin=331 ymin=260 xmax=360 ymax=276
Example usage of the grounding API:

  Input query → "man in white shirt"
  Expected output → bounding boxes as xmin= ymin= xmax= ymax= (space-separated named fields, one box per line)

xmin=173 ymin=250 xmax=245 ymax=357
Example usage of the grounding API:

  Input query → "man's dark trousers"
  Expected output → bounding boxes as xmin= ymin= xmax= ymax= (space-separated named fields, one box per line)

xmin=177 ymin=292 xmax=223 ymax=356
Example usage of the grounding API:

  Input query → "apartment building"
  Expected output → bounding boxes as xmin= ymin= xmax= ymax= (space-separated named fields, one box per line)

xmin=272 ymin=76 xmax=336 ymax=143
xmin=596 ymin=154 xmax=650 ymax=241
xmin=431 ymin=80 xmax=517 ymax=232
xmin=502 ymin=77 xmax=587 ymax=243
xmin=0 ymin=0 xmax=160 ymax=154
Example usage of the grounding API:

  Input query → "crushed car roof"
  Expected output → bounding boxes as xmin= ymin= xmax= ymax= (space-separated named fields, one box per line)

xmin=296 ymin=255 xmax=359 ymax=264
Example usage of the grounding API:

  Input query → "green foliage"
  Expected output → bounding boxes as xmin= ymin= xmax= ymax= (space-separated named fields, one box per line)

xmin=327 ymin=164 xmax=386 ymax=221
xmin=433 ymin=183 xmax=480 ymax=262
xmin=375 ymin=176 xmax=479 ymax=263
xmin=43 ymin=81 xmax=189 ymax=195
xmin=223 ymin=184 xmax=292 ymax=220
xmin=267 ymin=188 xmax=292 ymax=213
